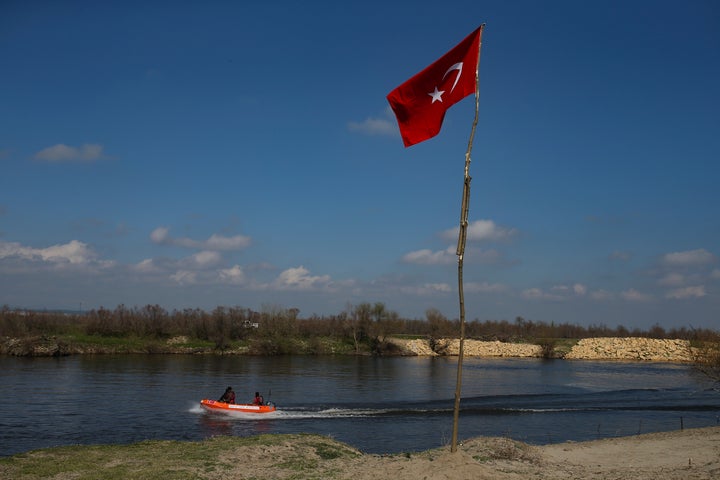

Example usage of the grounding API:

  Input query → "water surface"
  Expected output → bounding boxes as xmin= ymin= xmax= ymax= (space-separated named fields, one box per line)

xmin=1 ymin=355 xmax=717 ymax=456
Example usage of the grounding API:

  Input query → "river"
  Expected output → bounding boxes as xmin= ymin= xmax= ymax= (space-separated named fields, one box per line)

xmin=1 ymin=355 xmax=718 ymax=457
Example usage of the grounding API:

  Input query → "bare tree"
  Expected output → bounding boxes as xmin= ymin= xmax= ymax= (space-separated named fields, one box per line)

xmin=691 ymin=331 xmax=720 ymax=384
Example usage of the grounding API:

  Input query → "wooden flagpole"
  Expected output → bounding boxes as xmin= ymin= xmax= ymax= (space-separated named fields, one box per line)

xmin=451 ymin=23 xmax=484 ymax=453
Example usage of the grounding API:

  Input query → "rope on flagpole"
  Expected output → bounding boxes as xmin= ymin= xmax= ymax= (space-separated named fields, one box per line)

xmin=451 ymin=23 xmax=485 ymax=454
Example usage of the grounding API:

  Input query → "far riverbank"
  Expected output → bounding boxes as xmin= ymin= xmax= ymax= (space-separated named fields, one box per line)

xmin=0 ymin=335 xmax=701 ymax=362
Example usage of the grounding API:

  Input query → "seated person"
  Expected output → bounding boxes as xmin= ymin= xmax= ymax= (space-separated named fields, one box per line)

xmin=218 ymin=386 xmax=236 ymax=404
xmin=252 ymin=391 xmax=264 ymax=405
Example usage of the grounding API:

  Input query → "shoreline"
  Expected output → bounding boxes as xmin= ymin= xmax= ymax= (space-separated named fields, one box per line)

xmin=2 ymin=426 xmax=718 ymax=479
xmin=1 ymin=335 xmax=699 ymax=362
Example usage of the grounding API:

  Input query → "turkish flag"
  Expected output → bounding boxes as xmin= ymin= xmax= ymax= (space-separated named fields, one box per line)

xmin=387 ymin=26 xmax=483 ymax=147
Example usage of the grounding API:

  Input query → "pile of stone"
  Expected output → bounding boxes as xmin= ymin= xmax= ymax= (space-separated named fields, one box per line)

xmin=564 ymin=337 xmax=694 ymax=362
xmin=391 ymin=338 xmax=542 ymax=358
xmin=390 ymin=336 xmax=696 ymax=362
xmin=397 ymin=338 xmax=437 ymax=356
xmin=437 ymin=339 xmax=543 ymax=357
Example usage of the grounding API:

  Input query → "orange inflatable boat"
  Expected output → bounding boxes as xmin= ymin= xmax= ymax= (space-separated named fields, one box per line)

xmin=200 ymin=399 xmax=277 ymax=414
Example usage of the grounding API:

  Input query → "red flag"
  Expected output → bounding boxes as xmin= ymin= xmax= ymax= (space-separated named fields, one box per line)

xmin=387 ymin=26 xmax=483 ymax=147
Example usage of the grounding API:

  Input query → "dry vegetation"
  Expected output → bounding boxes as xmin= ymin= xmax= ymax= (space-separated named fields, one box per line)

xmin=691 ymin=331 xmax=720 ymax=382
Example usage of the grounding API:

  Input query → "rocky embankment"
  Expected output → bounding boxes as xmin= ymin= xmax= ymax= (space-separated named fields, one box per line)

xmin=564 ymin=337 xmax=694 ymax=362
xmin=1 ymin=336 xmax=78 ymax=356
xmin=398 ymin=338 xmax=544 ymax=357
xmin=392 ymin=337 xmax=696 ymax=362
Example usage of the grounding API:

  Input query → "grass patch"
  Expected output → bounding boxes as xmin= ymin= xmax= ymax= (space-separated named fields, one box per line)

xmin=65 ymin=333 xmax=148 ymax=349
xmin=313 ymin=440 xmax=357 ymax=460
xmin=0 ymin=434 xmax=361 ymax=480
xmin=12 ymin=334 xmax=222 ymax=355
xmin=177 ymin=338 xmax=217 ymax=349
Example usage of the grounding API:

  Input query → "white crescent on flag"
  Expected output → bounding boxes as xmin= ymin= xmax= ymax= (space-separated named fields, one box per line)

xmin=443 ymin=62 xmax=463 ymax=92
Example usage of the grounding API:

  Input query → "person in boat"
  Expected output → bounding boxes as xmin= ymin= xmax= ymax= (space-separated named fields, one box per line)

xmin=252 ymin=391 xmax=264 ymax=405
xmin=218 ymin=386 xmax=235 ymax=404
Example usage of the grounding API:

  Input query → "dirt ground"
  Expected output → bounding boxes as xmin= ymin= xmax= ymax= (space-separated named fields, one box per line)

xmin=222 ymin=426 xmax=720 ymax=480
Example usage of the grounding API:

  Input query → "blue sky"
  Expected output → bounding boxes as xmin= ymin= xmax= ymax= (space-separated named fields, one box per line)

xmin=1 ymin=0 xmax=719 ymax=329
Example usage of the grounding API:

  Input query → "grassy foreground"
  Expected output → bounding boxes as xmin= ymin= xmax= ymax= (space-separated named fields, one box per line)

xmin=0 ymin=434 xmax=362 ymax=480
xmin=4 ymin=428 xmax=719 ymax=480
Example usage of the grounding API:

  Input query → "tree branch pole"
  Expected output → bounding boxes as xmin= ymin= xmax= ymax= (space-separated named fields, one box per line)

xmin=451 ymin=24 xmax=484 ymax=453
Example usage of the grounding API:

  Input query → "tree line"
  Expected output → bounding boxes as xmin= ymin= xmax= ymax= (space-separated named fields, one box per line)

xmin=2 ymin=302 xmax=717 ymax=351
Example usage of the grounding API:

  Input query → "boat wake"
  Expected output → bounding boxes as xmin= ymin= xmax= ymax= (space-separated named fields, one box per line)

xmin=191 ymin=405 xmax=391 ymax=419
xmin=189 ymin=388 xmax=720 ymax=421
xmin=273 ymin=407 xmax=398 ymax=419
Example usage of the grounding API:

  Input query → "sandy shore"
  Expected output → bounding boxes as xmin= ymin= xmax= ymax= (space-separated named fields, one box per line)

xmin=329 ymin=427 xmax=720 ymax=480
xmin=4 ymin=427 xmax=717 ymax=479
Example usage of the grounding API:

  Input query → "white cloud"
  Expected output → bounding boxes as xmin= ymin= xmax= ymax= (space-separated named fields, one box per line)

xmin=522 ymin=288 xmax=543 ymax=299
xmin=403 ymin=245 xmax=501 ymax=265
xmin=662 ymin=248 xmax=716 ymax=267
xmin=442 ymin=219 xmax=517 ymax=242
xmin=530 ymin=284 xmax=586 ymax=300
xmin=348 ymin=107 xmax=398 ymax=136
xmin=34 ymin=143 xmax=106 ymax=162
xmin=522 ymin=288 xmax=565 ymax=301
xmin=658 ymin=273 xmax=685 ymax=287
xmin=621 ymin=289 xmax=652 ymax=302
xmin=402 ymin=246 xmax=455 ymax=265
xmin=0 ymin=239 xmax=98 ymax=265
xmin=133 ymin=250 xmax=223 ymax=278
xmin=133 ymin=258 xmax=160 ymax=273
xmin=665 ymin=285 xmax=706 ymax=299
xmin=133 ymin=252 xmax=226 ymax=281
xmin=190 ymin=251 xmax=221 ymax=268
xmin=465 ymin=282 xmax=507 ymax=294
xmin=150 ymin=227 xmax=170 ymax=244
xmin=550 ymin=283 xmax=587 ymax=296
xmin=204 ymin=234 xmax=251 ymax=250
xmin=590 ymin=289 xmax=614 ymax=300
xmin=347 ymin=117 xmax=397 ymax=136
xmin=218 ymin=265 xmax=246 ymax=284
xmin=400 ymin=283 xmax=452 ymax=295
xmin=170 ymin=270 xmax=197 ymax=285
xmin=150 ymin=227 xmax=251 ymax=251
xmin=272 ymin=266 xmax=332 ymax=290
xmin=39 ymin=240 xmax=96 ymax=264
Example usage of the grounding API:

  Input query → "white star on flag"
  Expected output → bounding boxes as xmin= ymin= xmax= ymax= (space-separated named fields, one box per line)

xmin=428 ymin=87 xmax=444 ymax=103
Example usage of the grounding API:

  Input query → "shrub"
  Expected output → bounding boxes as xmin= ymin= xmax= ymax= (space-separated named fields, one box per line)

xmin=538 ymin=339 xmax=557 ymax=359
